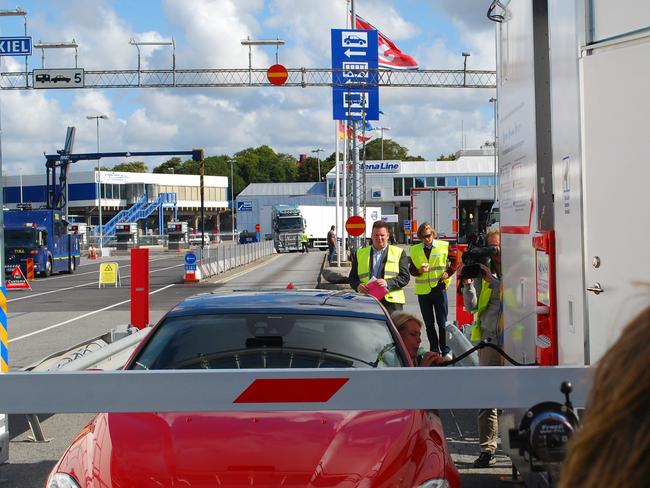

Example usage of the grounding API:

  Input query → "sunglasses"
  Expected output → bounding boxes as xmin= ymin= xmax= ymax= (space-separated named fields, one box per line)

xmin=421 ymin=233 xmax=433 ymax=239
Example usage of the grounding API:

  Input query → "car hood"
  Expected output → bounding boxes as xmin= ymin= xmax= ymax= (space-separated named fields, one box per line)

xmin=55 ymin=410 xmax=451 ymax=487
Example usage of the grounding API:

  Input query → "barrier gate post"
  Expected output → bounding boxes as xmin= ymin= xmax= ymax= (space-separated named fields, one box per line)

xmin=130 ymin=248 xmax=149 ymax=329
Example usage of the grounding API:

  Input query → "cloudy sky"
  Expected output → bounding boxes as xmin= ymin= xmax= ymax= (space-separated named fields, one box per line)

xmin=0 ymin=0 xmax=496 ymax=175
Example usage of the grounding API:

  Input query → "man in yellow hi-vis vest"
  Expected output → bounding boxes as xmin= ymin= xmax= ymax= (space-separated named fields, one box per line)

xmin=460 ymin=229 xmax=502 ymax=469
xmin=349 ymin=220 xmax=410 ymax=313
xmin=409 ymin=222 xmax=458 ymax=355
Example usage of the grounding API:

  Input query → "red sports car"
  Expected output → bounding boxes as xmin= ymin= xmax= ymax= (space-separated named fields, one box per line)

xmin=47 ymin=291 xmax=461 ymax=488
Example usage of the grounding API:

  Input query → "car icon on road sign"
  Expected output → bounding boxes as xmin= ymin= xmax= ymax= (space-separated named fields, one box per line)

xmin=343 ymin=34 xmax=367 ymax=46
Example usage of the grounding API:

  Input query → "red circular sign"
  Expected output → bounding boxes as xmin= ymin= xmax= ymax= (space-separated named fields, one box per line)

xmin=255 ymin=223 xmax=261 ymax=232
xmin=267 ymin=64 xmax=288 ymax=86
xmin=345 ymin=215 xmax=366 ymax=237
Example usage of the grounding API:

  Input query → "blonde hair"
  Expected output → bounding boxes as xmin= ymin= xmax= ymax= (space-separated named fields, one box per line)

xmin=391 ymin=311 xmax=422 ymax=332
xmin=416 ymin=222 xmax=436 ymax=240
xmin=559 ymin=304 xmax=650 ymax=488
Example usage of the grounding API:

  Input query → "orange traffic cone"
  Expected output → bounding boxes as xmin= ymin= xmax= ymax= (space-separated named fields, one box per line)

xmin=89 ymin=245 xmax=97 ymax=260
xmin=286 ymin=282 xmax=295 ymax=290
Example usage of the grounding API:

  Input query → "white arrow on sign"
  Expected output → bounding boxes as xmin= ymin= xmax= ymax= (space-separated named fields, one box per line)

xmin=344 ymin=49 xmax=365 ymax=57
xmin=346 ymin=111 xmax=364 ymax=117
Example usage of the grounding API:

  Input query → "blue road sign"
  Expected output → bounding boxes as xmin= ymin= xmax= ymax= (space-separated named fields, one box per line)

xmin=0 ymin=37 xmax=32 ymax=56
xmin=404 ymin=220 xmax=411 ymax=231
xmin=184 ymin=252 xmax=197 ymax=265
xmin=237 ymin=200 xmax=253 ymax=212
xmin=331 ymin=29 xmax=379 ymax=121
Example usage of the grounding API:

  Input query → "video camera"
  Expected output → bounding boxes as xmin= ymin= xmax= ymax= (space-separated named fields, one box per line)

xmin=459 ymin=245 xmax=499 ymax=279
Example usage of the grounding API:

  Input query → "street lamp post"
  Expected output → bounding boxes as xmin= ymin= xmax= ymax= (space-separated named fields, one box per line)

xmin=489 ymin=97 xmax=498 ymax=202
xmin=129 ymin=38 xmax=176 ymax=85
xmin=462 ymin=52 xmax=471 ymax=86
xmin=311 ymin=148 xmax=324 ymax=181
xmin=240 ymin=37 xmax=285 ymax=85
xmin=86 ymin=114 xmax=108 ymax=250
xmin=374 ymin=127 xmax=390 ymax=159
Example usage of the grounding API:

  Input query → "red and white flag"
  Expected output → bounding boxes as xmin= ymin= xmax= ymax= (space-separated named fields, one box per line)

xmin=355 ymin=15 xmax=419 ymax=70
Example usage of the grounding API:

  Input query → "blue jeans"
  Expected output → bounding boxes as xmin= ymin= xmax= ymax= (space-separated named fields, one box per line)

xmin=327 ymin=244 xmax=335 ymax=263
xmin=417 ymin=288 xmax=448 ymax=353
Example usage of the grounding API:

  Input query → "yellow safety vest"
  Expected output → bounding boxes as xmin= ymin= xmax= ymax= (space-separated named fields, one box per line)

xmin=469 ymin=278 xmax=503 ymax=342
xmin=300 ymin=233 xmax=308 ymax=243
xmin=356 ymin=245 xmax=406 ymax=304
xmin=410 ymin=241 xmax=452 ymax=294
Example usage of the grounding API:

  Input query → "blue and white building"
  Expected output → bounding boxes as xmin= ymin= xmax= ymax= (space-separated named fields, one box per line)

xmin=4 ymin=170 xmax=229 ymax=234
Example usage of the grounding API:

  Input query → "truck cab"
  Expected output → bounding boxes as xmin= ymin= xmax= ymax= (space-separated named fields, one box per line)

xmin=271 ymin=205 xmax=305 ymax=252
xmin=3 ymin=209 xmax=80 ymax=277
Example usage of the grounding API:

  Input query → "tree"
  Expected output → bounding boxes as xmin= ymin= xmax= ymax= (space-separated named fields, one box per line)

xmin=153 ymin=157 xmax=182 ymax=174
xmin=437 ymin=153 xmax=456 ymax=161
xmin=361 ymin=138 xmax=424 ymax=161
xmin=112 ymin=161 xmax=148 ymax=172
xmin=296 ymin=157 xmax=334 ymax=182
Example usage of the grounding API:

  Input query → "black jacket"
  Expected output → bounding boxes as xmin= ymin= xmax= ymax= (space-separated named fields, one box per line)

xmin=349 ymin=245 xmax=410 ymax=292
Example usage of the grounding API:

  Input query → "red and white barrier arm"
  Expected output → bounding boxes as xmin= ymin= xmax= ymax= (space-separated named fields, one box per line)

xmin=0 ymin=366 xmax=592 ymax=414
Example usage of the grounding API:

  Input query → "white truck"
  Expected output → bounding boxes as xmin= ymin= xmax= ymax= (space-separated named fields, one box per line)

xmin=491 ymin=0 xmax=650 ymax=484
xmin=410 ymin=188 xmax=458 ymax=242
xmin=300 ymin=205 xmax=381 ymax=248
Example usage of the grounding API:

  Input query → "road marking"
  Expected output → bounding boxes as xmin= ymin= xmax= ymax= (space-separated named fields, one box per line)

xmin=40 ymin=255 xmax=172 ymax=281
xmin=7 ymin=262 xmax=185 ymax=303
xmin=212 ymin=255 xmax=280 ymax=284
xmin=8 ymin=284 xmax=175 ymax=343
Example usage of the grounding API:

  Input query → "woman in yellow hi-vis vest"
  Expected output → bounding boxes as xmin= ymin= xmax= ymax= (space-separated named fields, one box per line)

xmin=349 ymin=221 xmax=410 ymax=313
xmin=460 ymin=229 xmax=503 ymax=469
xmin=409 ymin=222 xmax=458 ymax=355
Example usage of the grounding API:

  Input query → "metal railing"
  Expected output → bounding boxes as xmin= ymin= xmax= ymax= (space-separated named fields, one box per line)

xmin=198 ymin=241 xmax=274 ymax=278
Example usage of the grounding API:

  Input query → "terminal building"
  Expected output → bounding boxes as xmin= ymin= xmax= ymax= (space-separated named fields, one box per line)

xmin=3 ymin=170 xmax=229 ymax=238
xmin=237 ymin=148 xmax=498 ymax=242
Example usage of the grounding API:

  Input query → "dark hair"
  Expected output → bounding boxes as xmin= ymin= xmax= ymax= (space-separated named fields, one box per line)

xmin=372 ymin=220 xmax=389 ymax=232
xmin=330 ymin=225 xmax=335 ymax=230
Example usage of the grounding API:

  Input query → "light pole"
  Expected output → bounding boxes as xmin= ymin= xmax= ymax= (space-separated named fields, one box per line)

xmin=129 ymin=38 xmax=176 ymax=85
xmin=86 ymin=114 xmax=108 ymax=249
xmin=462 ymin=52 xmax=471 ymax=86
xmin=374 ymin=127 xmax=390 ymax=159
xmin=240 ymin=37 xmax=285 ymax=85
xmin=229 ymin=159 xmax=235 ymax=241
xmin=311 ymin=148 xmax=324 ymax=181
xmin=489 ymin=97 xmax=498 ymax=202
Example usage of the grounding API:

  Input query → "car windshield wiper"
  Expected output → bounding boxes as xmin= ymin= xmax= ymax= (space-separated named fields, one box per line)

xmin=171 ymin=346 xmax=376 ymax=369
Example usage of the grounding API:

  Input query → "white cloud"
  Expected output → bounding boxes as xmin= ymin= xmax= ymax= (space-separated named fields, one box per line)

xmin=0 ymin=0 xmax=497 ymax=179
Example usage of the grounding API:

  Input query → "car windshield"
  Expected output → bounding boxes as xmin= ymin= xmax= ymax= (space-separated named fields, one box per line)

xmin=5 ymin=229 xmax=37 ymax=247
xmin=277 ymin=217 xmax=303 ymax=232
xmin=130 ymin=313 xmax=405 ymax=370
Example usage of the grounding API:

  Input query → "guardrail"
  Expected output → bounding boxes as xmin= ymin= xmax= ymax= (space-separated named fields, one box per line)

xmin=197 ymin=241 xmax=274 ymax=278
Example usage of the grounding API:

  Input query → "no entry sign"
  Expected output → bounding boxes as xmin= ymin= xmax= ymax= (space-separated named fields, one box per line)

xmin=345 ymin=215 xmax=366 ymax=237
xmin=267 ymin=64 xmax=288 ymax=85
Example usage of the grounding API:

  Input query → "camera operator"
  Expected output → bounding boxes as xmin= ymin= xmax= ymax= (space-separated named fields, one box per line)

xmin=459 ymin=228 xmax=503 ymax=468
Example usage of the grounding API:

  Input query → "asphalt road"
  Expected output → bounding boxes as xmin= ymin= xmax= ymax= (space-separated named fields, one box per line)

xmin=0 ymin=248 xmax=514 ymax=487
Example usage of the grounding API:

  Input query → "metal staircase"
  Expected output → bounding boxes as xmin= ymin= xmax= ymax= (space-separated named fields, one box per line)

xmin=100 ymin=193 xmax=177 ymax=246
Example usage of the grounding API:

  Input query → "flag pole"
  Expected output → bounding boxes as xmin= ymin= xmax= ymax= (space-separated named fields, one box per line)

xmin=335 ymin=121 xmax=341 ymax=267
xmin=342 ymin=122 xmax=348 ymax=262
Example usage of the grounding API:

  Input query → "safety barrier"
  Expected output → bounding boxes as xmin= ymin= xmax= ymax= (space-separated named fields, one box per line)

xmin=0 ymin=366 xmax=593 ymax=414
xmin=196 ymin=241 xmax=275 ymax=279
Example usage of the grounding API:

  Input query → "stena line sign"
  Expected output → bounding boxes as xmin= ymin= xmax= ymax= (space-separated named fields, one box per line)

xmin=359 ymin=160 xmax=401 ymax=173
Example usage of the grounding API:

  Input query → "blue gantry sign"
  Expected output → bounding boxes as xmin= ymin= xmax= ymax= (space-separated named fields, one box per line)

xmin=0 ymin=37 xmax=32 ymax=56
xmin=331 ymin=29 xmax=379 ymax=121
